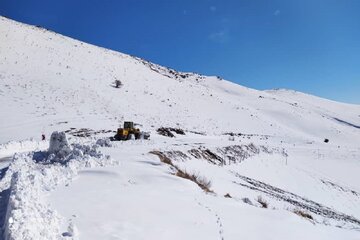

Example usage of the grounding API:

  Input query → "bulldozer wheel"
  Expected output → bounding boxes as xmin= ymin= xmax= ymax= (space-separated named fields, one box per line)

xmin=135 ymin=132 xmax=140 ymax=140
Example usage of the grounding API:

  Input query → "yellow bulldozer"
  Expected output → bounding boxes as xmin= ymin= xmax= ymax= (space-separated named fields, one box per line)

xmin=111 ymin=121 xmax=150 ymax=141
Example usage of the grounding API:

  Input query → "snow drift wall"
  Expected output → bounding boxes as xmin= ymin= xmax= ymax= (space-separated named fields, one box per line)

xmin=0 ymin=137 xmax=118 ymax=240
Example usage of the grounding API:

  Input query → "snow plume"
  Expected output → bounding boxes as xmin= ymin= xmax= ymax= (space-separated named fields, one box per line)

xmin=0 ymin=139 xmax=117 ymax=240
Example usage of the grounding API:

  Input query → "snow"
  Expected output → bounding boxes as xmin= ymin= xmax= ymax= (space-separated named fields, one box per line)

xmin=0 ymin=15 xmax=360 ymax=239
xmin=0 ymin=139 xmax=48 ymax=158
xmin=1 ymin=135 xmax=117 ymax=240
xmin=49 ymin=140 xmax=360 ymax=240
xmin=48 ymin=131 xmax=72 ymax=161
xmin=4 ymin=154 xmax=64 ymax=240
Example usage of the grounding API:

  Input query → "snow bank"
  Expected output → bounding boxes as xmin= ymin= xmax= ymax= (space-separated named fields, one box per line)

xmin=0 ymin=138 xmax=118 ymax=240
xmin=0 ymin=139 xmax=48 ymax=158
xmin=3 ymin=155 xmax=63 ymax=240
xmin=37 ymin=132 xmax=111 ymax=164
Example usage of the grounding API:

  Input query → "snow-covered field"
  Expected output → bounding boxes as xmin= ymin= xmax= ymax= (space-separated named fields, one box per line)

xmin=0 ymin=16 xmax=360 ymax=239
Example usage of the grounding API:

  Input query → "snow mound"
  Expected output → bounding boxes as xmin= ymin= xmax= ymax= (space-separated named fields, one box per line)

xmin=0 ymin=140 xmax=118 ymax=240
xmin=48 ymin=131 xmax=72 ymax=161
xmin=95 ymin=138 xmax=112 ymax=147
xmin=31 ymin=132 xmax=110 ymax=165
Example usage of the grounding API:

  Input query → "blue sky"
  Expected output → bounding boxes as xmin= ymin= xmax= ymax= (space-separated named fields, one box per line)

xmin=1 ymin=0 xmax=359 ymax=104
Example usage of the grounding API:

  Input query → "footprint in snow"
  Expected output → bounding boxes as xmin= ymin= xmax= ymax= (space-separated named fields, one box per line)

xmin=195 ymin=199 xmax=225 ymax=240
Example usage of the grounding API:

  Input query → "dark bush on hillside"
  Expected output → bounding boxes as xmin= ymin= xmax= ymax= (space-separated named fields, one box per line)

xmin=242 ymin=197 xmax=253 ymax=205
xmin=149 ymin=151 xmax=174 ymax=166
xmin=150 ymin=150 xmax=213 ymax=193
xmin=157 ymin=127 xmax=186 ymax=137
xmin=176 ymin=169 xmax=212 ymax=192
xmin=224 ymin=193 xmax=232 ymax=198
xmin=294 ymin=209 xmax=313 ymax=220
xmin=257 ymin=196 xmax=268 ymax=208
xmin=157 ymin=128 xmax=175 ymax=137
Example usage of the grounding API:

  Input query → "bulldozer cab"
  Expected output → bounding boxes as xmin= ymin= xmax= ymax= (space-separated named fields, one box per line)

xmin=124 ymin=121 xmax=134 ymax=129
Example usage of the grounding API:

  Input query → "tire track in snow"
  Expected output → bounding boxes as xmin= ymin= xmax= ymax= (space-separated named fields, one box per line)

xmin=195 ymin=199 xmax=225 ymax=240
xmin=231 ymin=171 xmax=360 ymax=228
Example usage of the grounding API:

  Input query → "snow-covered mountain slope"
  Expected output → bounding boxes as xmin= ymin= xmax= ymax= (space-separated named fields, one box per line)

xmin=0 ymin=16 xmax=360 ymax=240
xmin=1 ymin=16 xmax=359 ymax=145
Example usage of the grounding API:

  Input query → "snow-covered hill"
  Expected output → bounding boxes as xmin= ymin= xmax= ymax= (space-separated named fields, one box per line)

xmin=0 ymin=16 xmax=360 ymax=240
xmin=1 ymin=16 xmax=359 ymax=145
